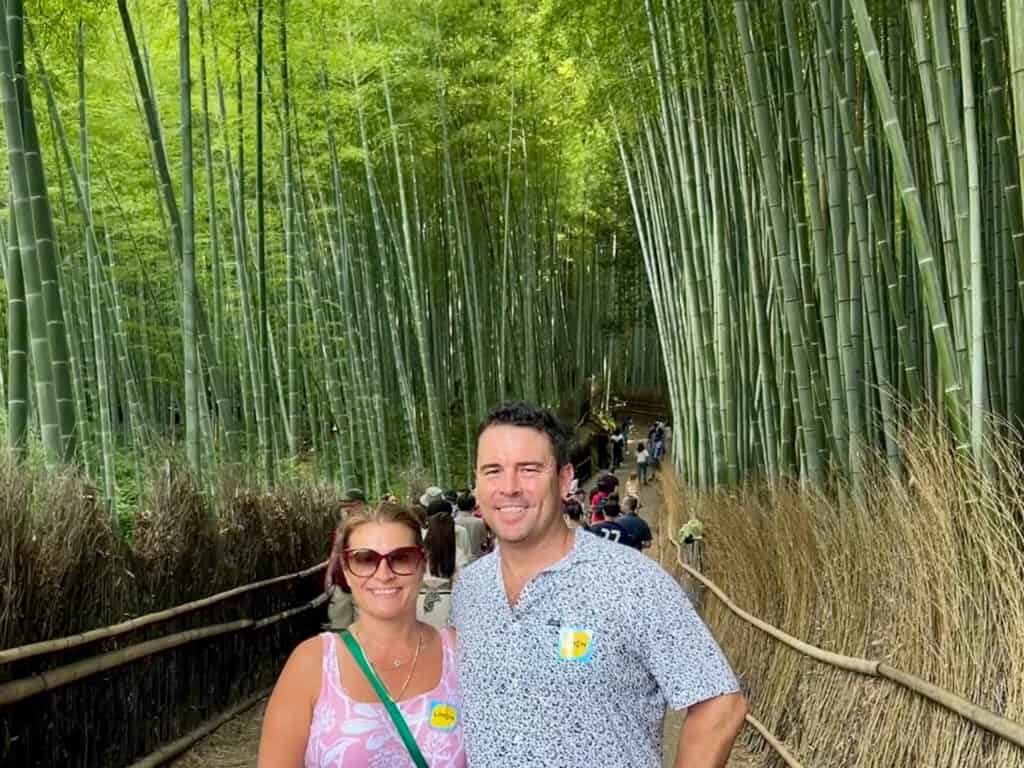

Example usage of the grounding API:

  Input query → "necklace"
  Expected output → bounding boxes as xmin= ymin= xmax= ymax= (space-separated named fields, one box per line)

xmin=357 ymin=625 xmax=424 ymax=701
xmin=352 ymin=626 xmax=419 ymax=669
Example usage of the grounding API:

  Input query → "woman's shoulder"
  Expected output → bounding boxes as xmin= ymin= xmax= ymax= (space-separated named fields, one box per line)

xmin=289 ymin=633 xmax=331 ymax=673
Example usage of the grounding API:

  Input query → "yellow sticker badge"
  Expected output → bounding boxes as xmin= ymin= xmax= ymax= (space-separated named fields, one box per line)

xmin=558 ymin=627 xmax=594 ymax=662
xmin=428 ymin=701 xmax=459 ymax=731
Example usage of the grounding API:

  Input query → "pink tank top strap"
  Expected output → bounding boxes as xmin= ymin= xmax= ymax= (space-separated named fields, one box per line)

xmin=319 ymin=632 xmax=341 ymax=699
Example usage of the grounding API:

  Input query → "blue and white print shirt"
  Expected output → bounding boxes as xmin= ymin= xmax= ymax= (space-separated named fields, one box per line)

xmin=451 ymin=528 xmax=739 ymax=767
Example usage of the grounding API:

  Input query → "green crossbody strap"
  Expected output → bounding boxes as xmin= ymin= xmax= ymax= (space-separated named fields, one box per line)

xmin=340 ymin=630 xmax=429 ymax=768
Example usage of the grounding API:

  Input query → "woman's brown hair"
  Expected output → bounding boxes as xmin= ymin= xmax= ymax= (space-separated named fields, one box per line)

xmin=424 ymin=511 xmax=456 ymax=580
xmin=328 ymin=502 xmax=424 ymax=591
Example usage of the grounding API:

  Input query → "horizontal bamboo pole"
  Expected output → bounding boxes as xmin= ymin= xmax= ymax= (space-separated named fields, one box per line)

xmin=124 ymin=686 xmax=272 ymax=768
xmin=252 ymin=593 xmax=328 ymax=629
xmin=744 ymin=713 xmax=805 ymax=768
xmin=677 ymin=551 xmax=1024 ymax=751
xmin=0 ymin=591 xmax=326 ymax=708
xmin=0 ymin=560 xmax=327 ymax=665
xmin=0 ymin=619 xmax=252 ymax=707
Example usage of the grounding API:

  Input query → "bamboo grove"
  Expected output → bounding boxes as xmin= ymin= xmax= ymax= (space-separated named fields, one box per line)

xmin=0 ymin=0 xmax=661 ymax=517
xmin=4 ymin=0 xmax=1023 ymax=510
xmin=606 ymin=0 xmax=1024 ymax=494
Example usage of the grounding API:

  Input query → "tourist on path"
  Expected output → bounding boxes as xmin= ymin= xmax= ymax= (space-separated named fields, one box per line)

xmin=453 ymin=493 xmax=488 ymax=563
xmin=618 ymin=495 xmax=653 ymax=551
xmin=260 ymin=503 xmax=466 ymax=768
xmin=324 ymin=488 xmax=368 ymax=630
xmin=587 ymin=498 xmax=633 ymax=547
xmin=418 ymin=508 xmax=460 ymax=629
xmin=451 ymin=401 xmax=746 ymax=768
xmin=637 ymin=441 xmax=651 ymax=484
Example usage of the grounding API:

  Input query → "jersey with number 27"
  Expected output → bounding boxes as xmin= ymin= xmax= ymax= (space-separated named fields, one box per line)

xmin=588 ymin=521 xmax=633 ymax=547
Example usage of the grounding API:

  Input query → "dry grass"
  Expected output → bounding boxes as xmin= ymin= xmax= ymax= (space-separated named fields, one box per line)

xmin=0 ymin=462 xmax=341 ymax=768
xmin=659 ymin=421 xmax=1024 ymax=767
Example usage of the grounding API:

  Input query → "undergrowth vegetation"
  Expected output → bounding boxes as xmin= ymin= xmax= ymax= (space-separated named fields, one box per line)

xmin=0 ymin=462 xmax=340 ymax=766
xmin=659 ymin=421 xmax=1024 ymax=767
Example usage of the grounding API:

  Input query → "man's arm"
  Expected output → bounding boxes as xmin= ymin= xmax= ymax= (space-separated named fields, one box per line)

xmin=674 ymin=691 xmax=748 ymax=768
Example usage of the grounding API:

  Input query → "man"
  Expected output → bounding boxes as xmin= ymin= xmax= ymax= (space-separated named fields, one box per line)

xmin=609 ymin=426 xmax=626 ymax=470
xmin=588 ymin=498 xmax=633 ymax=547
xmin=324 ymin=488 xmax=368 ymax=629
xmin=452 ymin=401 xmax=747 ymax=767
xmin=454 ymin=492 xmax=488 ymax=562
xmin=618 ymin=494 xmax=654 ymax=551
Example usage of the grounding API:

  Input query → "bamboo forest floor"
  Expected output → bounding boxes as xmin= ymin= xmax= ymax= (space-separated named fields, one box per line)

xmin=171 ymin=425 xmax=759 ymax=767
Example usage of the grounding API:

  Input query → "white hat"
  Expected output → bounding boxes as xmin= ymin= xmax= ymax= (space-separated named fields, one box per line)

xmin=419 ymin=486 xmax=444 ymax=507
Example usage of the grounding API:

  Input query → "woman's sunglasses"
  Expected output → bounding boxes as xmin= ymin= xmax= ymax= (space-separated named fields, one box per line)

xmin=342 ymin=546 xmax=424 ymax=577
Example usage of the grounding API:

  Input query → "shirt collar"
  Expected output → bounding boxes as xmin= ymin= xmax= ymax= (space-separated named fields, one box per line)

xmin=493 ymin=527 xmax=602 ymax=575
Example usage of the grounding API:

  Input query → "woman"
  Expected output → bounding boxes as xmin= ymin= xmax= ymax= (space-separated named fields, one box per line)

xmin=417 ymin=510 xmax=459 ymax=628
xmin=636 ymin=441 xmax=650 ymax=485
xmin=259 ymin=503 xmax=466 ymax=767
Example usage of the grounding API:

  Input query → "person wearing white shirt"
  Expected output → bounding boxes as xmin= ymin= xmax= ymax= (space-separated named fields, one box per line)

xmin=454 ymin=493 xmax=488 ymax=562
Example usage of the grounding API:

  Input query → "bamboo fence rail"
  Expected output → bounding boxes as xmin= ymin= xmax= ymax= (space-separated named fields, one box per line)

xmin=676 ymin=550 xmax=1024 ymax=752
xmin=0 ymin=560 xmax=327 ymax=665
xmin=0 ymin=591 xmax=327 ymax=707
xmin=743 ymin=712 xmax=804 ymax=768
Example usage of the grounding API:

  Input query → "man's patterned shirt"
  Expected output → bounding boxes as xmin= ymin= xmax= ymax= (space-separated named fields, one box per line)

xmin=451 ymin=528 xmax=739 ymax=767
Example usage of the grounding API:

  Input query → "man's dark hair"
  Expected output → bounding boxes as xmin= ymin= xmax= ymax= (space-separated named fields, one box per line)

xmin=563 ymin=499 xmax=583 ymax=521
xmin=476 ymin=400 xmax=574 ymax=468
xmin=456 ymin=493 xmax=476 ymax=512
xmin=603 ymin=501 xmax=621 ymax=518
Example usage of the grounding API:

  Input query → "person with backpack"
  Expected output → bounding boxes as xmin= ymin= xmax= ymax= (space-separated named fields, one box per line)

xmin=618 ymin=496 xmax=653 ymax=551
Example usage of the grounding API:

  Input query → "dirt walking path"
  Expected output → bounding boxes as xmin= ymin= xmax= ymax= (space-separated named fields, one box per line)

xmin=605 ymin=425 xmax=759 ymax=767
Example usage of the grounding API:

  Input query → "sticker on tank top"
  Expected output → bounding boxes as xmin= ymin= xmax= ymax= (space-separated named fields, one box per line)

xmin=428 ymin=700 xmax=459 ymax=731
xmin=558 ymin=627 xmax=594 ymax=662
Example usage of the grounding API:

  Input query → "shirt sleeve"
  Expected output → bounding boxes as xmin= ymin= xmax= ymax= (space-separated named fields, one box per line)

xmin=635 ymin=561 xmax=739 ymax=710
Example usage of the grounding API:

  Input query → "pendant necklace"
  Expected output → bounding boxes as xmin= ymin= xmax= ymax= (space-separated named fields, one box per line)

xmin=353 ymin=626 xmax=418 ymax=669
xmin=357 ymin=625 xmax=424 ymax=701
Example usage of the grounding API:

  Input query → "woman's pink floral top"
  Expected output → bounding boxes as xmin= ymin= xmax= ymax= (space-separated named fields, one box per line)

xmin=303 ymin=629 xmax=466 ymax=767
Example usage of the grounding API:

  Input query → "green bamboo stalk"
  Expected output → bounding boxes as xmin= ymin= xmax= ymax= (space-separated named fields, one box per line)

xmin=178 ymin=0 xmax=200 ymax=475
xmin=373 ymin=5 xmax=449 ymax=483
xmin=11 ymin=2 xmax=77 ymax=461
xmin=1010 ymin=1 xmax=1024 ymax=241
xmin=0 ymin=6 xmax=60 ymax=467
xmin=6 ymin=203 xmax=27 ymax=459
xmin=735 ymin=0 xmax=825 ymax=486
xmin=848 ymin=0 xmax=967 ymax=443
xmin=956 ymin=0 xmax=988 ymax=465
xmin=280 ymin=0 xmax=299 ymax=459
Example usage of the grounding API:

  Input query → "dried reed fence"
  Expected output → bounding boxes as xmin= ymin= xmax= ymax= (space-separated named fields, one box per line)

xmin=657 ymin=421 xmax=1024 ymax=767
xmin=0 ymin=460 xmax=341 ymax=767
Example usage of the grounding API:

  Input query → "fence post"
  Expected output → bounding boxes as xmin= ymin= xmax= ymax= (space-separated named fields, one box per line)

xmin=679 ymin=538 xmax=705 ymax=612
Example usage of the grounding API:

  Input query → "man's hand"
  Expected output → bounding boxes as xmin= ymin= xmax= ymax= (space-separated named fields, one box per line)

xmin=674 ymin=692 xmax=748 ymax=768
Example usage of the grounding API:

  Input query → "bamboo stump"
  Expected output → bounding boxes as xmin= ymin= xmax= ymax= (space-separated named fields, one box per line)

xmin=679 ymin=539 xmax=705 ymax=612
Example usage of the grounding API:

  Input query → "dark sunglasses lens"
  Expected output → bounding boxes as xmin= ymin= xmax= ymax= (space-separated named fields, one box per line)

xmin=387 ymin=548 xmax=422 ymax=574
xmin=346 ymin=550 xmax=381 ymax=575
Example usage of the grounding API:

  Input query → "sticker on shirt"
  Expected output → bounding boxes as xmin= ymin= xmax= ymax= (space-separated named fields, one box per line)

xmin=428 ymin=700 xmax=459 ymax=731
xmin=558 ymin=627 xmax=594 ymax=662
